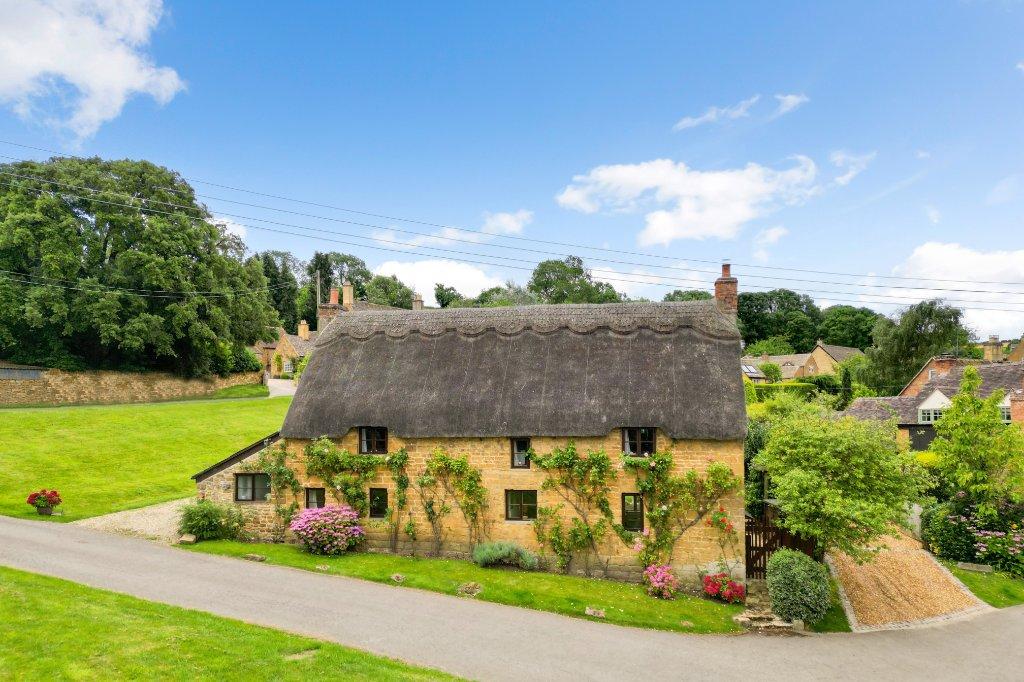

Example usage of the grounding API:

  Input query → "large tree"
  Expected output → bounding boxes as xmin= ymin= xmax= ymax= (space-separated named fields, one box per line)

xmin=527 ymin=256 xmax=620 ymax=304
xmin=863 ymin=300 xmax=974 ymax=394
xmin=662 ymin=289 xmax=713 ymax=302
xmin=737 ymin=289 xmax=822 ymax=351
xmin=0 ymin=157 xmax=277 ymax=376
xmin=259 ymin=251 xmax=299 ymax=332
xmin=365 ymin=274 xmax=414 ymax=309
xmin=299 ymin=251 xmax=373 ymax=328
xmin=818 ymin=305 xmax=879 ymax=350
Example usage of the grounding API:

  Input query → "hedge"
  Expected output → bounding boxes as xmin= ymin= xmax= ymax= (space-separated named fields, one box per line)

xmin=753 ymin=382 xmax=816 ymax=401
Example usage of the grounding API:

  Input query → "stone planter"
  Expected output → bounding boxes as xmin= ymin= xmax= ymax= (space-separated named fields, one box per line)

xmin=35 ymin=506 xmax=53 ymax=516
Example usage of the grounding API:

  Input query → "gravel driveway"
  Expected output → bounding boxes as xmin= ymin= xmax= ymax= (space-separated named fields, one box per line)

xmin=73 ymin=498 xmax=190 ymax=543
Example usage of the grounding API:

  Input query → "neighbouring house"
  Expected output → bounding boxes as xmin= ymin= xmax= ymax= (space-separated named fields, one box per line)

xmin=741 ymin=340 xmax=862 ymax=381
xmin=741 ymin=362 xmax=767 ymax=383
xmin=844 ymin=359 xmax=1024 ymax=450
xmin=1004 ymin=334 xmax=1024 ymax=363
xmin=255 ymin=281 xmax=420 ymax=376
xmin=194 ymin=265 xmax=748 ymax=582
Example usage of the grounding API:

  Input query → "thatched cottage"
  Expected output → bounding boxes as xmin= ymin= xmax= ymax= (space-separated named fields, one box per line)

xmin=195 ymin=266 xmax=747 ymax=581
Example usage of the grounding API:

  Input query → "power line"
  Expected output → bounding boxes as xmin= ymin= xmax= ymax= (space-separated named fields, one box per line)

xmin=4 ymin=167 xmax=1024 ymax=302
xmin=7 ymin=179 xmax=1024 ymax=314
xmin=2 ymin=139 xmax=1023 ymax=288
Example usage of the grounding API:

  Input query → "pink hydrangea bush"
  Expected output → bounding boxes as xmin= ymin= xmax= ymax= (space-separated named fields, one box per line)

xmin=289 ymin=505 xmax=365 ymax=555
xmin=642 ymin=564 xmax=680 ymax=599
xmin=702 ymin=572 xmax=746 ymax=603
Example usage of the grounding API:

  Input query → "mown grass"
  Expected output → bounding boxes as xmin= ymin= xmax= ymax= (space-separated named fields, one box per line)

xmin=945 ymin=562 xmax=1024 ymax=608
xmin=187 ymin=541 xmax=744 ymax=634
xmin=0 ymin=566 xmax=455 ymax=680
xmin=809 ymin=578 xmax=852 ymax=632
xmin=0 ymin=398 xmax=290 ymax=521
xmin=210 ymin=383 xmax=270 ymax=399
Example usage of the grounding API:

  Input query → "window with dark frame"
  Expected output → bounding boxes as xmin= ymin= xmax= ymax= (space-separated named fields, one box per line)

xmin=305 ymin=487 xmax=326 ymax=509
xmin=622 ymin=493 xmax=644 ymax=531
xmin=505 ymin=490 xmax=538 ymax=520
xmin=511 ymin=437 xmax=531 ymax=468
xmin=359 ymin=427 xmax=388 ymax=454
xmin=622 ymin=427 xmax=656 ymax=456
xmin=235 ymin=473 xmax=270 ymax=502
xmin=368 ymin=487 xmax=389 ymax=518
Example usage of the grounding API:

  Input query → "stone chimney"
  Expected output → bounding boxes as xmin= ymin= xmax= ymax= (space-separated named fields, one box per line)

xmin=412 ymin=292 xmax=423 ymax=311
xmin=714 ymin=262 xmax=738 ymax=321
xmin=342 ymin=280 xmax=354 ymax=310
xmin=317 ymin=287 xmax=342 ymax=331
xmin=983 ymin=335 xmax=1003 ymax=363
xmin=297 ymin=320 xmax=309 ymax=341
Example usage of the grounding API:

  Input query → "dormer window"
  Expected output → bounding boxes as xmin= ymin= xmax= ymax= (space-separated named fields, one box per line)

xmin=919 ymin=409 xmax=944 ymax=424
xmin=623 ymin=427 xmax=656 ymax=456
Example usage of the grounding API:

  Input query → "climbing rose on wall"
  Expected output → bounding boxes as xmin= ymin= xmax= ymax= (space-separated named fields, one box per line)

xmin=289 ymin=505 xmax=365 ymax=555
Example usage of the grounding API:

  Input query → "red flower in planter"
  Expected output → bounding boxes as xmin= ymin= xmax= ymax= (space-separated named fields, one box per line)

xmin=27 ymin=489 xmax=62 ymax=509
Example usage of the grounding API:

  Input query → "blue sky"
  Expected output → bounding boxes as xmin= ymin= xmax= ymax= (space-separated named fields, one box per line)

xmin=1 ymin=1 xmax=1023 ymax=334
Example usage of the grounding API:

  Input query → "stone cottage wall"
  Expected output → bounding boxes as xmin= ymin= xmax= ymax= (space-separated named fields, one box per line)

xmin=0 ymin=369 xmax=262 ymax=406
xmin=200 ymin=428 xmax=745 ymax=584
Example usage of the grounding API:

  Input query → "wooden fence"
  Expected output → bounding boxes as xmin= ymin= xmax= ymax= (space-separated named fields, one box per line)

xmin=745 ymin=506 xmax=817 ymax=579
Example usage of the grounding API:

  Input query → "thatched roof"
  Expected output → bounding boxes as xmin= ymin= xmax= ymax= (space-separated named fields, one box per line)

xmin=281 ymin=302 xmax=747 ymax=441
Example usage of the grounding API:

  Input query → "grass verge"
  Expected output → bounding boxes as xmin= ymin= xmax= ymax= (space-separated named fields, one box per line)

xmin=210 ymin=383 xmax=270 ymax=399
xmin=0 ymin=398 xmax=290 ymax=521
xmin=0 ymin=565 xmax=454 ymax=680
xmin=186 ymin=541 xmax=743 ymax=634
xmin=945 ymin=562 xmax=1024 ymax=608
xmin=809 ymin=578 xmax=852 ymax=632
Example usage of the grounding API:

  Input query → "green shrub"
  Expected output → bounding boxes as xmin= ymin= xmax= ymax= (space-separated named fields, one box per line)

xmin=742 ymin=375 xmax=758 ymax=405
xmin=472 ymin=541 xmax=539 ymax=570
xmin=178 ymin=499 xmax=246 ymax=541
xmin=922 ymin=502 xmax=977 ymax=562
xmin=753 ymin=382 xmax=815 ymax=402
xmin=231 ymin=347 xmax=263 ymax=373
xmin=766 ymin=549 xmax=831 ymax=624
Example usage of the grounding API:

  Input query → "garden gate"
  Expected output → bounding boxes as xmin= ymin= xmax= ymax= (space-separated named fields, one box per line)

xmin=744 ymin=506 xmax=817 ymax=579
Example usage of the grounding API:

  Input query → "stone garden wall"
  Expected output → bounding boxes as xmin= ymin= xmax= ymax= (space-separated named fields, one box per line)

xmin=0 ymin=367 xmax=262 ymax=406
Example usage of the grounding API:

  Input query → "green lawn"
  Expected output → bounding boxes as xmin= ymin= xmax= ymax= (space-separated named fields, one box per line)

xmin=809 ymin=578 xmax=852 ymax=633
xmin=945 ymin=562 xmax=1024 ymax=608
xmin=0 ymin=398 xmax=290 ymax=521
xmin=210 ymin=383 xmax=271 ymax=399
xmin=0 ymin=566 xmax=455 ymax=680
xmin=187 ymin=541 xmax=744 ymax=634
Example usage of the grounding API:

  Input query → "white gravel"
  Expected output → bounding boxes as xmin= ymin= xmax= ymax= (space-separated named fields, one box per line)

xmin=73 ymin=497 xmax=191 ymax=543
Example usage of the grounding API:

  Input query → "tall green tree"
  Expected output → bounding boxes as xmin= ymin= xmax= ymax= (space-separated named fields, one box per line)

xmin=818 ymin=305 xmax=879 ymax=350
xmin=0 ymin=157 xmax=277 ymax=376
xmin=737 ymin=289 xmax=822 ymax=350
xmin=434 ymin=283 xmax=463 ymax=308
xmin=259 ymin=251 xmax=299 ymax=332
xmin=662 ymin=289 xmax=713 ymax=302
xmin=365 ymin=274 xmax=414 ymax=309
xmin=744 ymin=336 xmax=795 ymax=357
xmin=864 ymin=300 xmax=974 ymax=394
xmin=527 ymin=256 xmax=620 ymax=304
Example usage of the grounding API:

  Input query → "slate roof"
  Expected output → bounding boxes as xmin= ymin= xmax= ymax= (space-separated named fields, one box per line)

xmin=739 ymin=352 xmax=811 ymax=380
xmin=282 ymin=301 xmax=747 ymax=441
xmin=820 ymin=343 xmax=863 ymax=362
xmin=844 ymin=361 xmax=1024 ymax=424
xmin=285 ymin=331 xmax=319 ymax=357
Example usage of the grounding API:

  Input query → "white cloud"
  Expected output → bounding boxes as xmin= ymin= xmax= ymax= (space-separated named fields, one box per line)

xmin=213 ymin=216 xmax=247 ymax=239
xmin=924 ymin=205 xmax=941 ymax=224
xmin=915 ymin=149 xmax=931 ymax=160
xmin=752 ymin=226 xmax=789 ymax=262
xmin=772 ymin=93 xmax=808 ymax=117
xmin=371 ymin=209 xmax=532 ymax=251
xmin=830 ymin=150 xmax=877 ymax=186
xmin=1017 ymin=61 xmax=1024 ymax=73
xmin=986 ymin=175 xmax=1020 ymax=205
xmin=672 ymin=95 xmax=760 ymax=131
xmin=556 ymin=156 xmax=817 ymax=246
xmin=374 ymin=259 xmax=504 ymax=306
xmin=888 ymin=242 xmax=1024 ymax=337
xmin=0 ymin=0 xmax=184 ymax=138
xmin=590 ymin=263 xmax=712 ymax=300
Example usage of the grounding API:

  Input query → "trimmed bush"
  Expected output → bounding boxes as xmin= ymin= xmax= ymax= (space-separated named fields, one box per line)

xmin=766 ymin=549 xmax=831 ymax=624
xmin=231 ymin=347 xmax=263 ymax=373
xmin=289 ymin=505 xmax=365 ymax=555
xmin=178 ymin=499 xmax=246 ymax=541
xmin=472 ymin=541 xmax=539 ymax=570
xmin=922 ymin=502 xmax=977 ymax=562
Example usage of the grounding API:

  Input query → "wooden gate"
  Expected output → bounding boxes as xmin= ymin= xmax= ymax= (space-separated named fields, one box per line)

xmin=745 ymin=507 xmax=817 ymax=579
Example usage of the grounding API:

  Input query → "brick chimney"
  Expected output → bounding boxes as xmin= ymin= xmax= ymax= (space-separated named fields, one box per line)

xmin=1011 ymin=391 xmax=1024 ymax=424
xmin=412 ymin=292 xmax=424 ymax=310
xmin=329 ymin=287 xmax=339 ymax=305
xmin=317 ymin=287 xmax=342 ymax=331
xmin=297 ymin=320 xmax=309 ymax=341
xmin=714 ymin=262 xmax=738 ymax=321
xmin=342 ymin=280 xmax=354 ymax=310
xmin=983 ymin=335 xmax=1003 ymax=363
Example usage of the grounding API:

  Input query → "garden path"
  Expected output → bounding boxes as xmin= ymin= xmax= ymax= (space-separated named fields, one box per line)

xmin=1 ymin=517 xmax=1022 ymax=681
xmin=72 ymin=497 xmax=188 ymax=543
xmin=828 ymin=531 xmax=989 ymax=631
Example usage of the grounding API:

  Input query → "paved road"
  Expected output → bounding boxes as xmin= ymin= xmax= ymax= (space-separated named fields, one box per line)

xmin=267 ymin=377 xmax=297 ymax=397
xmin=1 ymin=517 xmax=1020 ymax=681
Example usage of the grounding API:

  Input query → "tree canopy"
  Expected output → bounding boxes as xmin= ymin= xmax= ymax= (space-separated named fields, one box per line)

xmin=0 ymin=157 xmax=277 ymax=377
xmin=527 ymin=256 xmax=620 ymax=304
xmin=818 ymin=305 xmax=879 ymax=350
xmin=662 ymin=289 xmax=712 ymax=302
xmin=744 ymin=336 xmax=794 ymax=356
xmin=737 ymin=289 xmax=822 ymax=352
xmin=365 ymin=274 xmax=414 ymax=309
xmin=259 ymin=251 xmax=299 ymax=332
xmin=863 ymin=300 xmax=974 ymax=394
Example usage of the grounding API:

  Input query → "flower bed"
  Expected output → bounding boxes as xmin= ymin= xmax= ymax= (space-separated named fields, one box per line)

xmin=288 ymin=505 xmax=364 ymax=555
